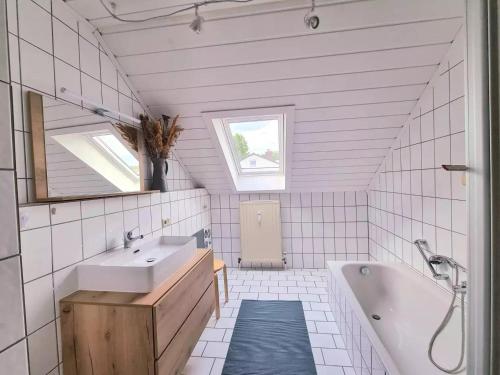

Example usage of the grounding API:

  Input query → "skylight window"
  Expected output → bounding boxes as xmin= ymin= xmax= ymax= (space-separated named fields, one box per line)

xmin=204 ymin=106 xmax=295 ymax=192
xmin=92 ymin=134 xmax=140 ymax=177
xmin=50 ymin=127 xmax=141 ymax=193
xmin=224 ymin=115 xmax=283 ymax=175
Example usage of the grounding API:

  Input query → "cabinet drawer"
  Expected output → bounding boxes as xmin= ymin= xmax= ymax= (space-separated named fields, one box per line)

xmin=154 ymin=250 xmax=213 ymax=358
xmin=156 ymin=282 xmax=215 ymax=375
xmin=61 ymin=303 xmax=155 ymax=375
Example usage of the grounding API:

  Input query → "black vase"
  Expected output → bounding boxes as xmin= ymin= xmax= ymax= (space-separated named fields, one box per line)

xmin=151 ymin=157 xmax=168 ymax=192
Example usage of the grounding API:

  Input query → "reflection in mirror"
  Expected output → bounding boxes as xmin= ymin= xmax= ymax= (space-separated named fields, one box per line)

xmin=30 ymin=92 xmax=144 ymax=200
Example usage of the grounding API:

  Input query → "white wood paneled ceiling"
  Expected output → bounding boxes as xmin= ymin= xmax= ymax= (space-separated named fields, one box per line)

xmin=68 ymin=0 xmax=464 ymax=193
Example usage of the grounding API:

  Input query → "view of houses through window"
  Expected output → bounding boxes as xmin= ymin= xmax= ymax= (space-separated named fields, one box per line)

xmin=226 ymin=117 xmax=282 ymax=174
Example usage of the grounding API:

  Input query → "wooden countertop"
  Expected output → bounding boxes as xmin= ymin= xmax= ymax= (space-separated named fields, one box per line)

xmin=61 ymin=249 xmax=212 ymax=307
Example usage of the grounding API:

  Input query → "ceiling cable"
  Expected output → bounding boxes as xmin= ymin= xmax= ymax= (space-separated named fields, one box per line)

xmin=98 ymin=0 xmax=254 ymax=24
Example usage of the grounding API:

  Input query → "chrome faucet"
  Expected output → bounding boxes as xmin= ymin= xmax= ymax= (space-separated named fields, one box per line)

xmin=124 ymin=226 xmax=144 ymax=248
xmin=414 ymin=239 xmax=468 ymax=374
xmin=413 ymin=239 xmax=466 ymax=280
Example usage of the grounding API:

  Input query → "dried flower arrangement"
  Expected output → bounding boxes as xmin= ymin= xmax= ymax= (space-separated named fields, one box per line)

xmin=114 ymin=123 xmax=139 ymax=152
xmin=140 ymin=114 xmax=183 ymax=160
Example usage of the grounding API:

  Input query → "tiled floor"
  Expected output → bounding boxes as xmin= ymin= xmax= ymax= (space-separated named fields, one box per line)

xmin=183 ymin=268 xmax=355 ymax=375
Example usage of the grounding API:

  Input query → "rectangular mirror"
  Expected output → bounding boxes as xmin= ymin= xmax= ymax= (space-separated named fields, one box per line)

xmin=28 ymin=91 xmax=146 ymax=201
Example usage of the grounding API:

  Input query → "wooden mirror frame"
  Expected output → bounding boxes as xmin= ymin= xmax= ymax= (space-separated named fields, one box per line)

xmin=28 ymin=91 xmax=147 ymax=202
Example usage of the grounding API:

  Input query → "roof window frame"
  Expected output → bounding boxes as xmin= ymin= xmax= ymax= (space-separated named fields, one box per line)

xmin=203 ymin=106 xmax=295 ymax=193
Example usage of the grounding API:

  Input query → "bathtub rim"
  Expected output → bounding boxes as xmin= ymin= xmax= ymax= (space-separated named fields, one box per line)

xmin=328 ymin=260 xmax=406 ymax=375
xmin=328 ymin=260 xmax=465 ymax=375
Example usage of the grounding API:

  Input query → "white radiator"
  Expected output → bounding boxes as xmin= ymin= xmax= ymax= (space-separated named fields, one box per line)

xmin=239 ymin=200 xmax=284 ymax=267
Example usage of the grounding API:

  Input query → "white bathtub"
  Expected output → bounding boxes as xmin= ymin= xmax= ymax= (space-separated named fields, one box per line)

xmin=327 ymin=261 xmax=465 ymax=375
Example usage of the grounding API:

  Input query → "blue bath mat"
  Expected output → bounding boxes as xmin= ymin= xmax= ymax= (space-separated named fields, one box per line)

xmin=222 ymin=300 xmax=317 ymax=375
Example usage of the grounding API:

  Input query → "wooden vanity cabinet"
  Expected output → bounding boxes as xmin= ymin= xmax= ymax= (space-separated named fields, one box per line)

xmin=60 ymin=249 xmax=214 ymax=375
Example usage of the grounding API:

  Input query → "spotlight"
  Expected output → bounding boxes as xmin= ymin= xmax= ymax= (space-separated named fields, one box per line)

xmin=189 ymin=5 xmax=204 ymax=34
xmin=304 ymin=0 xmax=319 ymax=30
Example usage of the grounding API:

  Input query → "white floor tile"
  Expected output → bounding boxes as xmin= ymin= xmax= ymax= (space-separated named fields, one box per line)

xmin=257 ymin=292 xmax=278 ymax=300
xmin=239 ymin=292 xmax=258 ymax=299
xmin=200 ymin=328 xmax=226 ymax=342
xmin=322 ymin=349 xmax=352 ymax=366
xmin=288 ymin=286 xmax=308 ymax=294
xmin=299 ymin=293 xmax=321 ymax=302
xmin=278 ymin=280 xmax=297 ymax=287
xmin=192 ymin=341 xmax=207 ymax=357
xmin=316 ymin=321 xmax=340 ymax=334
xmin=210 ymin=358 xmax=225 ymax=375
xmin=219 ymin=308 xmax=233 ymax=318
xmin=309 ymin=333 xmax=336 ymax=348
xmin=243 ymin=280 xmax=261 ymax=286
xmin=301 ymin=301 xmax=311 ymax=310
xmin=306 ymin=320 xmax=317 ymax=333
xmin=307 ymin=287 xmax=328 ymax=295
xmin=342 ymin=367 xmax=357 ymax=375
xmin=305 ymin=276 xmax=323 ymax=282
xmin=203 ymin=342 xmax=229 ymax=358
xmin=297 ymin=281 xmax=316 ymax=287
xmin=316 ymin=365 xmax=345 ymax=375
xmin=305 ymin=310 xmax=327 ymax=321
xmin=312 ymin=347 xmax=324 ymax=365
xmin=261 ymin=280 xmax=279 ymax=287
xmin=269 ymin=286 xmax=287 ymax=293
xmin=333 ymin=335 xmax=346 ymax=349
xmin=228 ymin=278 xmax=244 ymax=286
xmin=224 ymin=298 xmax=241 ymax=307
xmin=310 ymin=302 xmax=330 ymax=311
xmin=185 ymin=268 xmax=354 ymax=374
xmin=222 ymin=329 xmax=233 ymax=343
xmin=232 ymin=285 xmax=250 ymax=293
xmin=183 ymin=357 xmax=215 ymax=375
xmin=325 ymin=311 xmax=335 ymax=321
xmin=249 ymin=286 xmax=268 ymax=293
xmin=279 ymin=293 xmax=299 ymax=300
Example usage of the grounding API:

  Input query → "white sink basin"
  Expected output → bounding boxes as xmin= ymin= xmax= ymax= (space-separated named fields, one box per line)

xmin=77 ymin=236 xmax=197 ymax=293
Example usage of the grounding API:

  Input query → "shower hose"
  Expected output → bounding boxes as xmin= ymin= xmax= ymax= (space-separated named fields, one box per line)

xmin=428 ymin=270 xmax=466 ymax=374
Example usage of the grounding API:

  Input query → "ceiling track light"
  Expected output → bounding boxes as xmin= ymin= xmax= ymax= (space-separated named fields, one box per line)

xmin=99 ymin=0 xmax=254 ymax=35
xmin=189 ymin=5 xmax=205 ymax=34
xmin=304 ymin=0 xmax=320 ymax=30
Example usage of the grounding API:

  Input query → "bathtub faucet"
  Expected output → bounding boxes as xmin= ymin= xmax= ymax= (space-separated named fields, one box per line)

xmin=414 ymin=238 xmax=468 ymax=374
xmin=413 ymin=239 xmax=466 ymax=280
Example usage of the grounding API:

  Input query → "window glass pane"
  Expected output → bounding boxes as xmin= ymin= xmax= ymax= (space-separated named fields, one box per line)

xmin=93 ymin=134 xmax=140 ymax=176
xmin=228 ymin=119 xmax=280 ymax=173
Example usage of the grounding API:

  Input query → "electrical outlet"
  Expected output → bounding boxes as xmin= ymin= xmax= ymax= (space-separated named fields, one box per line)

xmin=162 ymin=218 xmax=171 ymax=228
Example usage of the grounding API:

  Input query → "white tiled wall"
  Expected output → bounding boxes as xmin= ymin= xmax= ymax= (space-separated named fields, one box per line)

xmin=0 ymin=0 xmax=202 ymax=373
xmin=16 ymin=189 xmax=210 ymax=374
xmin=0 ymin=0 xmax=469 ymax=373
xmin=210 ymin=192 xmax=369 ymax=269
xmin=367 ymin=29 xmax=466 ymax=285
xmin=0 ymin=0 xmax=26 ymax=370
xmin=7 ymin=0 xmax=193 ymax=203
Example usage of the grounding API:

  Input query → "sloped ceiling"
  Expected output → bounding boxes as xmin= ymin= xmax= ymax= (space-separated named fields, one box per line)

xmin=68 ymin=0 xmax=464 ymax=193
